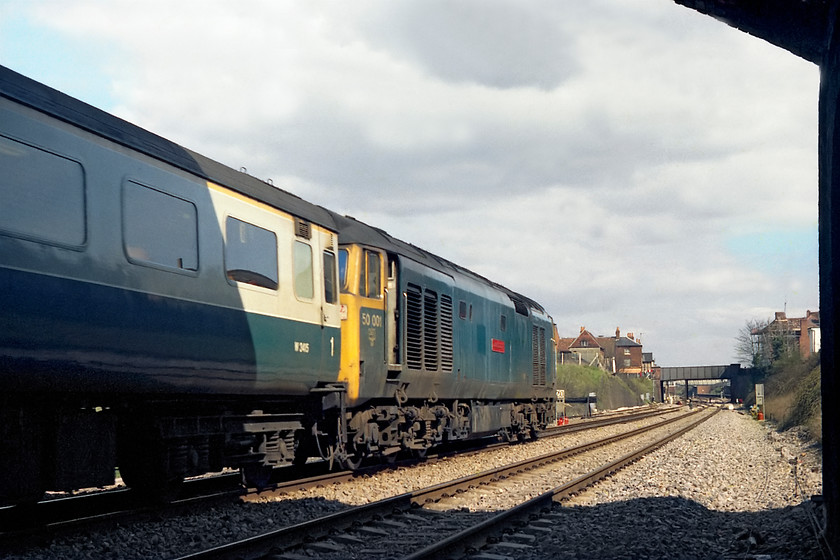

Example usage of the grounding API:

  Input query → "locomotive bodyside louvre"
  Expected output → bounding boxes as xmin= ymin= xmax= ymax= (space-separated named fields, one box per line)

xmin=391 ymin=256 xmax=457 ymax=400
xmin=389 ymin=255 xmax=553 ymax=402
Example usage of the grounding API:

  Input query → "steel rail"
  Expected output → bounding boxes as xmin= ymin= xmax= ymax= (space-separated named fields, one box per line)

xmin=542 ymin=405 xmax=681 ymax=437
xmin=172 ymin=407 xmax=707 ymax=560
xmin=401 ymin=406 xmax=719 ymax=560
xmin=409 ymin=407 xmax=698 ymax=505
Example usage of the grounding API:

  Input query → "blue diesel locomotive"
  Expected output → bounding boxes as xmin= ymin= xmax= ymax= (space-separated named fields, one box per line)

xmin=0 ymin=64 xmax=556 ymax=505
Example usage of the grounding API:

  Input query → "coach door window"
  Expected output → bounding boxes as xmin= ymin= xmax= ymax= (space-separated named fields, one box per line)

xmin=294 ymin=241 xmax=314 ymax=299
xmin=124 ymin=181 xmax=197 ymax=272
xmin=225 ymin=217 xmax=278 ymax=290
xmin=362 ymin=250 xmax=381 ymax=298
xmin=0 ymin=135 xmax=85 ymax=247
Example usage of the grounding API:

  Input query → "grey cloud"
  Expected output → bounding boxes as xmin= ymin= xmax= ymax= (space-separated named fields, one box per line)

xmin=362 ymin=0 xmax=578 ymax=90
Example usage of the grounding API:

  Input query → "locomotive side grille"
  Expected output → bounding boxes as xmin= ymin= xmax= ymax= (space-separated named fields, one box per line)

xmin=423 ymin=290 xmax=439 ymax=370
xmin=532 ymin=326 xmax=547 ymax=386
xmin=404 ymin=284 xmax=453 ymax=373
xmin=294 ymin=218 xmax=311 ymax=239
xmin=440 ymin=295 xmax=453 ymax=371
xmin=406 ymin=284 xmax=423 ymax=369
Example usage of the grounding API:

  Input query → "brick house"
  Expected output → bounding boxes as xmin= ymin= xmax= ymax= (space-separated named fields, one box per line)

xmin=558 ymin=326 xmax=648 ymax=375
xmin=557 ymin=327 xmax=606 ymax=369
xmin=610 ymin=328 xmax=644 ymax=375
xmin=752 ymin=310 xmax=821 ymax=360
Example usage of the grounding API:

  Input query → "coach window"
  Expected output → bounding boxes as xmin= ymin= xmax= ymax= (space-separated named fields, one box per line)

xmin=124 ymin=182 xmax=197 ymax=271
xmin=294 ymin=241 xmax=314 ymax=299
xmin=500 ymin=314 xmax=507 ymax=332
xmin=362 ymin=250 xmax=381 ymax=298
xmin=0 ymin=135 xmax=85 ymax=247
xmin=225 ymin=217 xmax=278 ymax=290
xmin=323 ymin=250 xmax=338 ymax=304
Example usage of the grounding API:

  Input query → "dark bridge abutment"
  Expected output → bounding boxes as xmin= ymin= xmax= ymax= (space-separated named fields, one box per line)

xmin=819 ymin=4 xmax=840 ymax=550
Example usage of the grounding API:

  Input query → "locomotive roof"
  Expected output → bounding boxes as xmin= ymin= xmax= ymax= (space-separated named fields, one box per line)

xmin=0 ymin=64 xmax=337 ymax=232
xmin=328 ymin=212 xmax=548 ymax=316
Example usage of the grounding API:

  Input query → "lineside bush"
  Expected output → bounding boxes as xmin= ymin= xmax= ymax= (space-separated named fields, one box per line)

xmin=763 ymin=353 xmax=821 ymax=443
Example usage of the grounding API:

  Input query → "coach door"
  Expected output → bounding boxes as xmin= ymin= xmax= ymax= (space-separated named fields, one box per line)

xmin=385 ymin=257 xmax=401 ymax=373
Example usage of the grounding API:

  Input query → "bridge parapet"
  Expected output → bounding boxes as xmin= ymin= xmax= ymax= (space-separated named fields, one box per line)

xmin=660 ymin=364 xmax=741 ymax=381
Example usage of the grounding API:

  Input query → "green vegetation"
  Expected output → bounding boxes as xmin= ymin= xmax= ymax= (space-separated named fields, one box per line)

xmin=762 ymin=354 xmax=822 ymax=443
xmin=556 ymin=364 xmax=656 ymax=415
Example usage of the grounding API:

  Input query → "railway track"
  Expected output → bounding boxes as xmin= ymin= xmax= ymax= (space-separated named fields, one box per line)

xmin=0 ymin=405 xmax=674 ymax=543
xmin=170 ymin=406 xmax=715 ymax=560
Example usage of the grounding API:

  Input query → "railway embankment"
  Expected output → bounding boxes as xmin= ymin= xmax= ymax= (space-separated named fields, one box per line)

xmin=556 ymin=364 xmax=656 ymax=415
xmin=761 ymin=354 xmax=822 ymax=443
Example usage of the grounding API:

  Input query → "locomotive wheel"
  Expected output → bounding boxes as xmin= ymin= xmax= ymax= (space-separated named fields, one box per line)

xmin=340 ymin=451 xmax=364 ymax=470
xmin=381 ymin=451 xmax=399 ymax=465
xmin=338 ymin=443 xmax=365 ymax=470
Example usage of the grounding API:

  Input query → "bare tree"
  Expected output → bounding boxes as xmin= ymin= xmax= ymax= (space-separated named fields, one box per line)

xmin=734 ymin=318 xmax=770 ymax=368
xmin=735 ymin=317 xmax=801 ymax=369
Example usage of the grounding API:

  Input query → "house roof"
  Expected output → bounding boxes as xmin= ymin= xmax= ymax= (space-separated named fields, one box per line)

xmin=557 ymin=338 xmax=575 ymax=352
xmin=754 ymin=310 xmax=821 ymax=335
xmin=615 ymin=336 xmax=642 ymax=348
xmin=569 ymin=329 xmax=602 ymax=349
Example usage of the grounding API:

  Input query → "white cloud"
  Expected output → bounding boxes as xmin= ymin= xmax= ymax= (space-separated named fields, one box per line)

xmin=11 ymin=0 xmax=820 ymax=365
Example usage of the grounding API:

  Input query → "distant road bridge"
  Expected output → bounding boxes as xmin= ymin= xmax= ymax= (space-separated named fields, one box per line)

xmin=660 ymin=364 xmax=741 ymax=382
xmin=658 ymin=364 xmax=750 ymax=402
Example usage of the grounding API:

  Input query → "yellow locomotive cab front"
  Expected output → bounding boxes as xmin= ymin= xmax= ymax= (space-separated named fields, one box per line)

xmin=337 ymin=244 xmax=388 ymax=403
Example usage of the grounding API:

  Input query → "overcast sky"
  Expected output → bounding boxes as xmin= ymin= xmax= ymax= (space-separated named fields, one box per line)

xmin=0 ymin=1 xmax=820 ymax=366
